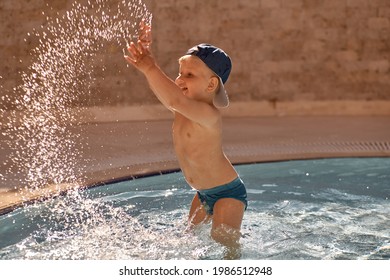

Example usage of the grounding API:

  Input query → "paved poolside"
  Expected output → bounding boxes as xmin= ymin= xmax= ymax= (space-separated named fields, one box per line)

xmin=1 ymin=115 xmax=390 ymax=214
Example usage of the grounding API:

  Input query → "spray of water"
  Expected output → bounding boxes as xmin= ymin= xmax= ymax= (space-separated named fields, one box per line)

xmin=0 ymin=0 xmax=228 ymax=261
xmin=1 ymin=0 xmax=229 ymax=260
xmin=2 ymin=0 xmax=152 ymax=194
xmin=0 ymin=187 xmax=224 ymax=260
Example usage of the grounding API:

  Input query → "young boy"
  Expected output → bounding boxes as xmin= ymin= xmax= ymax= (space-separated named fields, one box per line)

xmin=124 ymin=21 xmax=247 ymax=257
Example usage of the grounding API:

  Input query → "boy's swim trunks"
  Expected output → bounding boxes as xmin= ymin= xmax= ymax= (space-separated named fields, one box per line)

xmin=197 ymin=177 xmax=247 ymax=215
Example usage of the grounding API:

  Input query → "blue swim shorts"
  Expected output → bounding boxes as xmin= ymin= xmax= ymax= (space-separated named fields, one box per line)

xmin=197 ymin=177 xmax=248 ymax=215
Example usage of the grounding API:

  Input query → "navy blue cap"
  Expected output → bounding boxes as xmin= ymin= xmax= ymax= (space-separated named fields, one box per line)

xmin=186 ymin=43 xmax=232 ymax=107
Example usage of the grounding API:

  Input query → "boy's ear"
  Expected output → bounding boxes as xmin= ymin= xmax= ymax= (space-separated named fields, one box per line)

xmin=207 ymin=76 xmax=219 ymax=93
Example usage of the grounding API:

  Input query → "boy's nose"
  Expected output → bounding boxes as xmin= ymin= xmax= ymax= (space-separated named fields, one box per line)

xmin=175 ymin=77 xmax=184 ymax=86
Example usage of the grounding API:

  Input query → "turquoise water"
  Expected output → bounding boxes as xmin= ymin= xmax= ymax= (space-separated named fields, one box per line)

xmin=0 ymin=158 xmax=389 ymax=259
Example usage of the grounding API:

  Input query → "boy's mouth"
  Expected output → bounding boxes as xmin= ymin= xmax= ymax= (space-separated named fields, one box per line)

xmin=181 ymin=87 xmax=188 ymax=95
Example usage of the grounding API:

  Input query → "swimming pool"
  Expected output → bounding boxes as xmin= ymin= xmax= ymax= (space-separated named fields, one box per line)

xmin=0 ymin=157 xmax=389 ymax=260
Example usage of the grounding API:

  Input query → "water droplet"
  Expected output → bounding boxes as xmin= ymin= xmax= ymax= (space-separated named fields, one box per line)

xmin=4 ymin=0 xmax=152 ymax=192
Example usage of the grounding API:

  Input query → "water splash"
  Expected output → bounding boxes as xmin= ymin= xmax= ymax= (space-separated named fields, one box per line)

xmin=2 ymin=0 xmax=152 ymax=193
xmin=0 ymin=188 xmax=223 ymax=260
xmin=0 ymin=158 xmax=389 ymax=259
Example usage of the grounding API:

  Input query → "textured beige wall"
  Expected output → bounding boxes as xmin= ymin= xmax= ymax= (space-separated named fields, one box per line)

xmin=1 ymin=0 xmax=389 ymax=111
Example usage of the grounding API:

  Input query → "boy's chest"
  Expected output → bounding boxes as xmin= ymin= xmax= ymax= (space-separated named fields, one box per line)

xmin=172 ymin=115 xmax=198 ymax=143
xmin=172 ymin=113 xmax=219 ymax=149
xmin=172 ymin=115 xmax=215 ymax=156
xmin=172 ymin=116 xmax=212 ymax=162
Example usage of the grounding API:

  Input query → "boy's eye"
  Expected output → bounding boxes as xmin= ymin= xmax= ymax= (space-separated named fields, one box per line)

xmin=178 ymin=72 xmax=194 ymax=78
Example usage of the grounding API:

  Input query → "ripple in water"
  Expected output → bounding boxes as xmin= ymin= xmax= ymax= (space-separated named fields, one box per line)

xmin=0 ymin=159 xmax=389 ymax=260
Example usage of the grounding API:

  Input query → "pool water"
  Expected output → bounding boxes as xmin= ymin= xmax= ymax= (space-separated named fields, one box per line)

xmin=0 ymin=158 xmax=389 ymax=259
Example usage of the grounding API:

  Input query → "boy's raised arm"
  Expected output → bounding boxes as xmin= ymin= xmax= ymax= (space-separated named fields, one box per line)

xmin=124 ymin=20 xmax=180 ymax=111
xmin=124 ymin=21 xmax=218 ymax=125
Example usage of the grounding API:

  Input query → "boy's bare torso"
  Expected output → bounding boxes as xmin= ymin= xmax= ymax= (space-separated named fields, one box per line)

xmin=172 ymin=112 xmax=238 ymax=190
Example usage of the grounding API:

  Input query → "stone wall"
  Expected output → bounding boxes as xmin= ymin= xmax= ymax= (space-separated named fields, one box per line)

xmin=1 ymin=0 xmax=389 ymax=110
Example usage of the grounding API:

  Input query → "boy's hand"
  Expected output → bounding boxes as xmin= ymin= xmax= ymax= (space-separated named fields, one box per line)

xmin=138 ymin=19 xmax=152 ymax=50
xmin=124 ymin=40 xmax=155 ymax=73
xmin=124 ymin=19 xmax=155 ymax=73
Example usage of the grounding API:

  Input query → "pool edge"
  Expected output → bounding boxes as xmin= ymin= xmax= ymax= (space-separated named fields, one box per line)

xmin=1 ymin=154 xmax=389 ymax=215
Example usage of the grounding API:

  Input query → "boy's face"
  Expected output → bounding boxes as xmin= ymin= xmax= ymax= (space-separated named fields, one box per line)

xmin=175 ymin=56 xmax=216 ymax=102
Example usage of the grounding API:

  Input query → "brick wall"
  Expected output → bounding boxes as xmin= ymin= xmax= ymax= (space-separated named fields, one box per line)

xmin=0 ymin=0 xmax=389 ymax=110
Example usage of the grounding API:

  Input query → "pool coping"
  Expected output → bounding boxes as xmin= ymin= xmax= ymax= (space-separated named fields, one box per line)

xmin=1 ymin=115 xmax=390 ymax=215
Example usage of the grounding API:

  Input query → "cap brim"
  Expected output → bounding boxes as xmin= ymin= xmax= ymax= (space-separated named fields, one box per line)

xmin=213 ymin=77 xmax=229 ymax=108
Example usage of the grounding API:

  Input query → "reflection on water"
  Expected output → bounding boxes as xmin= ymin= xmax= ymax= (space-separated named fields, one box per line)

xmin=1 ymin=158 xmax=389 ymax=260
